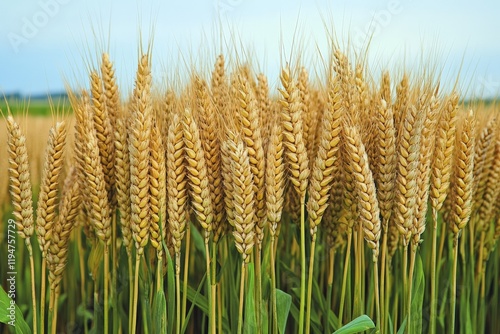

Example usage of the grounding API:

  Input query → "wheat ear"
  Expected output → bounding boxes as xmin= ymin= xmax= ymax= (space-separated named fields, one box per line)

xmin=473 ymin=116 xmax=496 ymax=232
xmin=182 ymin=107 xmax=214 ymax=237
xmin=257 ymin=73 xmax=272 ymax=140
xmin=149 ymin=120 xmax=167 ymax=259
xmin=114 ymin=114 xmax=133 ymax=253
xmin=413 ymin=94 xmax=439 ymax=245
xmin=90 ymin=70 xmax=115 ymax=201
xmin=307 ymin=76 xmax=343 ymax=236
xmin=101 ymin=53 xmax=120 ymax=129
xmin=344 ymin=125 xmax=382 ymax=258
xmin=394 ymin=105 xmax=424 ymax=246
xmin=236 ymin=75 xmax=266 ymax=247
xmin=195 ymin=77 xmax=224 ymax=242
xmin=7 ymin=116 xmax=35 ymax=240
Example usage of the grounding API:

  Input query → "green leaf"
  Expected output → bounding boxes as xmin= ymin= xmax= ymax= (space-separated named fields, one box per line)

xmin=276 ymin=289 xmax=292 ymax=334
xmin=0 ymin=285 xmax=32 ymax=334
xmin=244 ymin=263 xmax=257 ymax=333
xmin=182 ymin=274 xmax=207 ymax=334
xmin=166 ymin=251 xmax=175 ymax=334
xmin=410 ymin=254 xmax=425 ymax=334
xmin=333 ymin=315 xmax=375 ymax=334
xmin=152 ymin=290 xmax=167 ymax=333
xmin=190 ymin=223 xmax=206 ymax=255
xmin=396 ymin=318 xmax=407 ymax=334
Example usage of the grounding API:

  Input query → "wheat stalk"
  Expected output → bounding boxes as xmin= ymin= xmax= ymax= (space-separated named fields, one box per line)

xmin=226 ymin=137 xmax=255 ymax=334
xmin=265 ymin=120 xmax=285 ymax=334
xmin=36 ymin=120 xmax=66 ymax=334
xmin=448 ymin=109 xmax=475 ymax=334
xmin=6 ymin=116 xmax=37 ymax=334
xmin=344 ymin=124 xmax=381 ymax=327
xmin=182 ymin=106 xmax=215 ymax=333
xmin=372 ymin=96 xmax=397 ymax=332
xmin=428 ymin=92 xmax=458 ymax=334
xmin=128 ymin=53 xmax=153 ymax=334
xmin=279 ymin=64 xmax=310 ymax=333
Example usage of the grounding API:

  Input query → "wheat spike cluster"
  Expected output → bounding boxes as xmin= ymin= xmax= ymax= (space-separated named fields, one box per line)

xmin=2 ymin=41 xmax=500 ymax=334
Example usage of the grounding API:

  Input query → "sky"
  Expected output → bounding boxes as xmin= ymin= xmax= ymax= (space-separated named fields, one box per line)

xmin=1 ymin=0 xmax=499 ymax=99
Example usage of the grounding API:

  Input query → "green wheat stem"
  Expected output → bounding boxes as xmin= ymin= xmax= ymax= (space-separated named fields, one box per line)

xmin=181 ymin=225 xmax=191 ymax=327
xmin=407 ymin=244 xmax=417 ymax=333
xmin=77 ymin=230 xmax=89 ymax=334
xmin=254 ymin=246 xmax=263 ymax=334
xmin=299 ymin=194 xmax=306 ymax=334
xmin=379 ymin=223 xmax=388 ymax=334
xmin=338 ymin=229 xmax=352 ymax=326
xmin=270 ymin=235 xmax=279 ymax=334
xmin=26 ymin=240 xmax=38 ymax=334
xmin=211 ymin=240 xmax=217 ymax=334
xmin=111 ymin=215 xmax=118 ymax=334
xmin=429 ymin=207 xmax=438 ymax=334
xmin=373 ymin=259 xmax=381 ymax=332
xmin=305 ymin=234 xmax=317 ymax=334
xmin=47 ymin=285 xmax=54 ymax=334
xmin=324 ymin=248 xmax=335 ymax=334
xmin=127 ymin=252 xmax=134 ymax=334
xmin=40 ymin=258 xmax=47 ymax=334
xmin=131 ymin=254 xmax=141 ymax=334
xmin=385 ymin=257 xmax=392 ymax=333
xmin=104 ymin=244 xmax=109 ymax=334
xmin=450 ymin=236 xmax=459 ymax=334
xmin=237 ymin=261 xmax=247 ymax=334
xmin=402 ymin=244 xmax=408 ymax=318
xmin=204 ymin=237 xmax=215 ymax=334
xmin=175 ymin=253 xmax=181 ymax=334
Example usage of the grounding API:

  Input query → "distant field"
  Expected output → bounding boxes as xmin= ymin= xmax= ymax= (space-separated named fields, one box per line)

xmin=0 ymin=97 xmax=71 ymax=116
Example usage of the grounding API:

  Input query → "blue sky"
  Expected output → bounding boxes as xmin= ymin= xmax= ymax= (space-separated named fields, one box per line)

xmin=1 ymin=0 xmax=499 ymax=98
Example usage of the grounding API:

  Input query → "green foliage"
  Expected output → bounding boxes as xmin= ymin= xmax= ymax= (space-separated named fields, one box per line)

xmin=333 ymin=315 xmax=375 ymax=334
xmin=0 ymin=285 xmax=31 ymax=334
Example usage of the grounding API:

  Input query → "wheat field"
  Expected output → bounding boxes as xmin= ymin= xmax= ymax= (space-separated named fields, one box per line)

xmin=1 ymin=45 xmax=500 ymax=334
